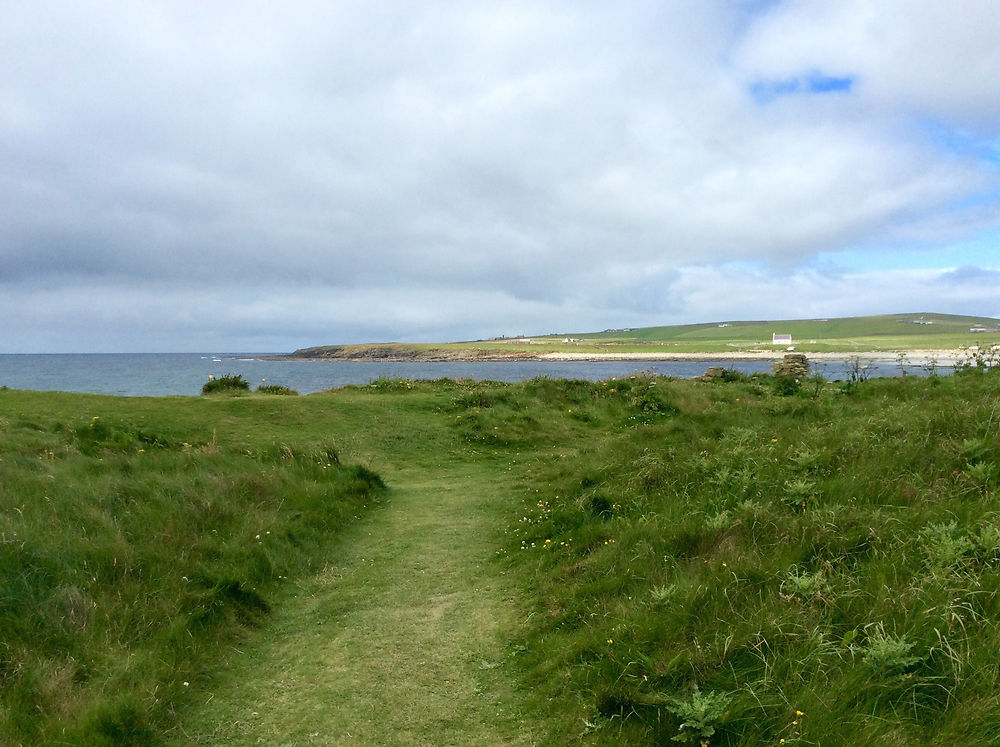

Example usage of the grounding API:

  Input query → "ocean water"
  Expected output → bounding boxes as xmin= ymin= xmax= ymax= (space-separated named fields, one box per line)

xmin=0 ymin=354 xmax=939 ymax=397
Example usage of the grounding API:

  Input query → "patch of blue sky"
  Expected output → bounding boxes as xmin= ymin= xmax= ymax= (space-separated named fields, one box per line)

xmin=919 ymin=118 xmax=1000 ymax=165
xmin=939 ymin=189 xmax=1000 ymax=213
xmin=814 ymin=229 xmax=1000 ymax=272
xmin=749 ymin=71 xmax=855 ymax=103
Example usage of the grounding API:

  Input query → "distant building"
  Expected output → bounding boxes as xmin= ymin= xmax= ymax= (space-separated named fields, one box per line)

xmin=772 ymin=334 xmax=792 ymax=345
xmin=970 ymin=326 xmax=1000 ymax=333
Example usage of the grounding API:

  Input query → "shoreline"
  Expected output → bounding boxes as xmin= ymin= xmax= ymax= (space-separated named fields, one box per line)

xmin=537 ymin=350 xmax=966 ymax=365
xmin=268 ymin=349 xmax=970 ymax=365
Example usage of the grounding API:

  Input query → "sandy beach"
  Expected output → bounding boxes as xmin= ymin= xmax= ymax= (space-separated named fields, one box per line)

xmin=538 ymin=349 xmax=971 ymax=365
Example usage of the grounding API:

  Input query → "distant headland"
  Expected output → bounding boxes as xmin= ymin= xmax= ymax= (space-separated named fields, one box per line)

xmin=269 ymin=312 xmax=999 ymax=364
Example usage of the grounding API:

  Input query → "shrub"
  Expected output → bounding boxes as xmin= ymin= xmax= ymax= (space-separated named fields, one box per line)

xmin=256 ymin=383 xmax=298 ymax=395
xmin=201 ymin=373 xmax=250 ymax=395
xmin=773 ymin=374 xmax=801 ymax=396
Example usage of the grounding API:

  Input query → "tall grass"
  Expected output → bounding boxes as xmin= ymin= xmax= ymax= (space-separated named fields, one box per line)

xmin=493 ymin=368 xmax=1000 ymax=744
xmin=0 ymin=396 xmax=383 ymax=744
xmin=4 ymin=367 xmax=999 ymax=744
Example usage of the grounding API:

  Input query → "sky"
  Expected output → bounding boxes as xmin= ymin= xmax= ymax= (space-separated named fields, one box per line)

xmin=2 ymin=0 xmax=999 ymax=353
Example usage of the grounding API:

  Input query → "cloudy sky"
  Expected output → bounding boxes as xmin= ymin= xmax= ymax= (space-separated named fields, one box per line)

xmin=2 ymin=1 xmax=999 ymax=352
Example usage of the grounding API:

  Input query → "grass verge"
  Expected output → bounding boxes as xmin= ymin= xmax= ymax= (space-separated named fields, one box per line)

xmin=0 ymin=391 xmax=384 ymax=744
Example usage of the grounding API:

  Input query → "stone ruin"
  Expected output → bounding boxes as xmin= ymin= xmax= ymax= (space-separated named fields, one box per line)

xmin=695 ymin=354 xmax=810 ymax=381
xmin=771 ymin=353 xmax=810 ymax=378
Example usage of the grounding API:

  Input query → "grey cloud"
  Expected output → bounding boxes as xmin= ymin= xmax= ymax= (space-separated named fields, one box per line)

xmin=2 ymin=1 xmax=999 ymax=351
xmin=936 ymin=265 xmax=1000 ymax=284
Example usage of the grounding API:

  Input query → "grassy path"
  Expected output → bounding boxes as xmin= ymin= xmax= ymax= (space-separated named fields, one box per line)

xmin=173 ymin=455 xmax=541 ymax=745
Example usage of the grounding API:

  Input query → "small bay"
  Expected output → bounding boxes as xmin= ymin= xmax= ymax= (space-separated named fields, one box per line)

xmin=0 ymin=353 xmax=945 ymax=397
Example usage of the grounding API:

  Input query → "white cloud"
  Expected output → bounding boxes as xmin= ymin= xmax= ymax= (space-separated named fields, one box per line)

xmin=734 ymin=0 xmax=1000 ymax=126
xmin=1 ymin=1 xmax=998 ymax=350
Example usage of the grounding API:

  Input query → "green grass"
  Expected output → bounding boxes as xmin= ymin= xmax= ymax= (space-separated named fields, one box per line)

xmin=3 ymin=364 xmax=1000 ymax=744
xmin=0 ymin=391 xmax=384 ymax=744
xmin=494 ymin=368 xmax=1000 ymax=744
xmin=291 ymin=312 xmax=1000 ymax=358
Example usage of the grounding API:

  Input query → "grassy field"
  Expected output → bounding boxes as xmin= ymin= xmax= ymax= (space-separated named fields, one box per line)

xmin=289 ymin=312 xmax=1000 ymax=359
xmin=3 ymin=361 xmax=1000 ymax=744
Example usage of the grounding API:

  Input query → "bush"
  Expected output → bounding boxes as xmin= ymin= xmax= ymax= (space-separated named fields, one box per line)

xmin=256 ymin=383 xmax=298 ymax=396
xmin=201 ymin=374 xmax=250 ymax=395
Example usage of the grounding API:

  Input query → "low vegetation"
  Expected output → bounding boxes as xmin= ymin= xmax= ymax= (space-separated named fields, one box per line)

xmin=493 ymin=367 xmax=1000 ymax=743
xmin=0 ymin=392 xmax=383 ymax=744
xmin=200 ymin=373 xmax=249 ymax=395
xmin=2 ymin=361 xmax=998 ymax=744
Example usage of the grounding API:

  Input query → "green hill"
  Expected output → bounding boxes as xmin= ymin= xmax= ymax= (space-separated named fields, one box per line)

xmin=547 ymin=312 xmax=1000 ymax=352
xmin=288 ymin=313 xmax=1000 ymax=360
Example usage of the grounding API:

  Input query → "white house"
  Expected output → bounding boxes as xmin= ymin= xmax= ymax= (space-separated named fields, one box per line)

xmin=772 ymin=334 xmax=792 ymax=345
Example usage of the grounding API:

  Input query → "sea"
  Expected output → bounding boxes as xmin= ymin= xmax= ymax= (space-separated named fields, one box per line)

xmin=0 ymin=354 xmax=945 ymax=398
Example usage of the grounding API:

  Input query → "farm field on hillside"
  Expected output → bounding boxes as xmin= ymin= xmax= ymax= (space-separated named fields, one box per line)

xmin=287 ymin=312 xmax=1000 ymax=360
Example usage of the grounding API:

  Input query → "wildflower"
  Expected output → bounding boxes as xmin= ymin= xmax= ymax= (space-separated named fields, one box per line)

xmin=91 ymin=416 xmax=99 ymax=420
xmin=607 ymin=639 xmax=613 ymax=644
xmin=568 ymin=409 xmax=572 ymax=413
xmin=183 ymin=681 xmax=189 ymax=687
xmin=722 ymin=562 xmax=728 ymax=567
xmin=796 ymin=710 xmax=804 ymax=716
xmin=771 ymin=438 xmax=779 ymax=442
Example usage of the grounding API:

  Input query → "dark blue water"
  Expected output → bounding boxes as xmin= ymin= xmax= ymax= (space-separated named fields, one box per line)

xmin=0 ymin=354 xmax=941 ymax=397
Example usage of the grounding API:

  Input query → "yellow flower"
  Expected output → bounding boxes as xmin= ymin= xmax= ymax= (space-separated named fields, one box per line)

xmin=771 ymin=437 xmax=779 ymax=442
xmin=796 ymin=710 xmax=804 ymax=716
xmin=607 ymin=639 xmax=613 ymax=644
